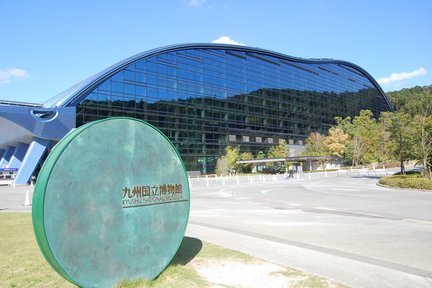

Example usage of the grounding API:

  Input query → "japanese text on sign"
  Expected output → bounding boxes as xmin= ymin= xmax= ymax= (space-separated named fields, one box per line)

xmin=121 ymin=184 xmax=183 ymax=208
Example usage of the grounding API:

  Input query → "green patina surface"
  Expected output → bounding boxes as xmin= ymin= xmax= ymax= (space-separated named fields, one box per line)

xmin=32 ymin=117 xmax=190 ymax=288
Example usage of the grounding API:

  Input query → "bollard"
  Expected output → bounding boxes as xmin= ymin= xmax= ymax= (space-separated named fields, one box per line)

xmin=308 ymin=172 xmax=311 ymax=179
xmin=236 ymin=175 xmax=239 ymax=185
xmin=250 ymin=177 xmax=254 ymax=184
xmin=325 ymin=171 xmax=328 ymax=178
xmin=188 ymin=176 xmax=192 ymax=188
xmin=206 ymin=175 xmax=209 ymax=187
xmin=272 ymin=175 xmax=277 ymax=182
xmin=222 ymin=178 xmax=226 ymax=185
xmin=24 ymin=190 xmax=31 ymax=206
xmin=262 ymin=176 xmax=266 ymax=183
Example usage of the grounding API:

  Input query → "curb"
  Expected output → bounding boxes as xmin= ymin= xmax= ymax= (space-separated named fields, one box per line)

xmin=376 ymin=182 xmax=432 ymax=192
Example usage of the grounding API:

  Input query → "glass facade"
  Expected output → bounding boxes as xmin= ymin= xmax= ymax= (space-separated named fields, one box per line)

xmin=67 ymin=45 xmax=391 ymax=173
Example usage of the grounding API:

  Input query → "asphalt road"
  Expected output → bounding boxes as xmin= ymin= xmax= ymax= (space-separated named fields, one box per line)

xmin=186 ymin=171 xmax=432 ymax=288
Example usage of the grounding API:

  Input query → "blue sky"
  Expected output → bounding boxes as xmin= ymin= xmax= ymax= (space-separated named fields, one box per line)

xmin=0 ymin=0 xmax=431 ymax=104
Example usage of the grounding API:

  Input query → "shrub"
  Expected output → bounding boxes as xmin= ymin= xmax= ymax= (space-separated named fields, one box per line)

xmin=379 ymin=175 xmax=432 ymax=190
xmin=215 ymin=156 xmax=229 ymax=176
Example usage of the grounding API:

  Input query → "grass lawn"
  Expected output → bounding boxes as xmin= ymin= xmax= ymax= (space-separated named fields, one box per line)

xmin=0 ymin=213 xmax=75 ymax=288
xmin=0 ymin=213 xmax=347 ymax=288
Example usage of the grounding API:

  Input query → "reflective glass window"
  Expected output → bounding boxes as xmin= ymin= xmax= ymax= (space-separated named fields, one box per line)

xmin=75 ymin=46 xmax=391 ymax=174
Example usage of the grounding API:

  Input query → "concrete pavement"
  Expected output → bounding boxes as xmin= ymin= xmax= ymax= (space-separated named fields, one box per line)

xmin=186 ymin=172 xmax=432 ymax=288
xmin=0 ymin=184 xmax=33 ymax=212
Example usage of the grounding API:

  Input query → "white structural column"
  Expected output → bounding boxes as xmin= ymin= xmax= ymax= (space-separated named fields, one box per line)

xmin=14 ymin=138 xmax=50 ymax=185
xmin=0 ymin=146 xmax=15 ymax=167
xmin=7 ymin=142 xmax=29 ymax=168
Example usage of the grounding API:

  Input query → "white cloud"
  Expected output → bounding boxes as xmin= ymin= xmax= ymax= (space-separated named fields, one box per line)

xmin=187 ymin=0 xmax=205 ymax=8
xmin=0 ymin=68 xmax=29 ymax=84
xmin=211 ymin=36 xmax=246 ymax=46
xmin=377 ymin=67 xmax=427 ymax=85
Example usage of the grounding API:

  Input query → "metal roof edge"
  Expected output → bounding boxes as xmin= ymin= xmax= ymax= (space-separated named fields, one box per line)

xmin=44 ymin=43 xmax=392 ymax=110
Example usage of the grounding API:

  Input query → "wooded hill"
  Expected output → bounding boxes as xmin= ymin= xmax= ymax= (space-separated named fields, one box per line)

xmin=387 ymin=84 xmax=432 ymax=111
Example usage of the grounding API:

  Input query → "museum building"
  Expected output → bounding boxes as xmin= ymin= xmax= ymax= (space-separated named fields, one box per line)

xmin=0 ymin=43 xmax=393 ymax=184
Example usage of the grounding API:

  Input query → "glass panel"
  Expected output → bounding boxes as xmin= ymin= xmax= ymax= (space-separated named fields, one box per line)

xmin=112 ymin=82 xmax=123 ymax=93
xmin=124 ymin=70 xmax=135 ymax=82
xmin=112 ymin=71 xmax=123 ymax=82
xmin=124 ymin=84 xmax=135 ymax=95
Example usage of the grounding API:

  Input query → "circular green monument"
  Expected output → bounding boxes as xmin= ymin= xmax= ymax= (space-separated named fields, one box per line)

xmin=32 ymin=117 xmax=190 ymax=287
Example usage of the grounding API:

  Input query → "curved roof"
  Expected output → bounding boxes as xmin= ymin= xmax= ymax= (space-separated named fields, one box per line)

xmin=43 ymin=43 xmax=392 ymax=110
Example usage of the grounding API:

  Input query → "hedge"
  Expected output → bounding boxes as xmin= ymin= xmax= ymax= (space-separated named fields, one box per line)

xmin=379 ymin=175 xmax=432 ymax=190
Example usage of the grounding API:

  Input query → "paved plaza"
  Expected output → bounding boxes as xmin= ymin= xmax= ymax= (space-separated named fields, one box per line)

xmin=186 ymin=171 xmax=432 ymax=288
xmin=2 ymin=170 xmax=432 ymax=287
xmin=0 ymin=184 xmax=33 ymax=212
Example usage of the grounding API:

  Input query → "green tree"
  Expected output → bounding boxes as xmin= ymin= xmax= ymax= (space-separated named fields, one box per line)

xmin=256 ymin=151 xmax=266 ymax=160
xmin=255 ymin=150 xmax=266 ymax=170
xmin=375 ymin=114 xmax=393 ymax=163
xmin=267 ymin=140 xmax=290 ymax=172
xmin=336 ymin=110 xmax=384 ymax=165
xmin=267 ymin=140 xmax=290 ymax=159
xmin=387 ymin=85 xmax=432 ymax=114
xmin=215 ymin=146 xmax=240 ymax=175
xmin=215 ymin=156 xmax=229 ymax=176
xmin=346 ymin=135 xmax=368 ymax=166
xmin=388 ymin=85 xmax=432 ymax=179
xmin=323 ymin=127 xmax=349 ymax=158
xmin=380 ymin=111 xmax=417 ymax=174
xmin=412 ymin=114 xmax=432 ymax=178
xmin=225 ymin=145 xmax=240 ymax=173
xmin=238 ymin=152 xmax=254 ymax=173
xmin=303 ymin=132 xmax=327 ymax=156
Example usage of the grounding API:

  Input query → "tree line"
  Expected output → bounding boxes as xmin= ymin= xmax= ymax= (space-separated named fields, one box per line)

xmin=215 ymin=140 xmax=290 ymax=175
xmin=303 ymin=85 xmax=432 ymax=178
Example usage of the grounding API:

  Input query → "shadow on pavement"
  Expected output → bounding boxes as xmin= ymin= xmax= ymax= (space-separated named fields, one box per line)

xmin=170 ymin=236 xmax=203 ymax=266
xmin=350 ymin=175 xmax=382 ymax=179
